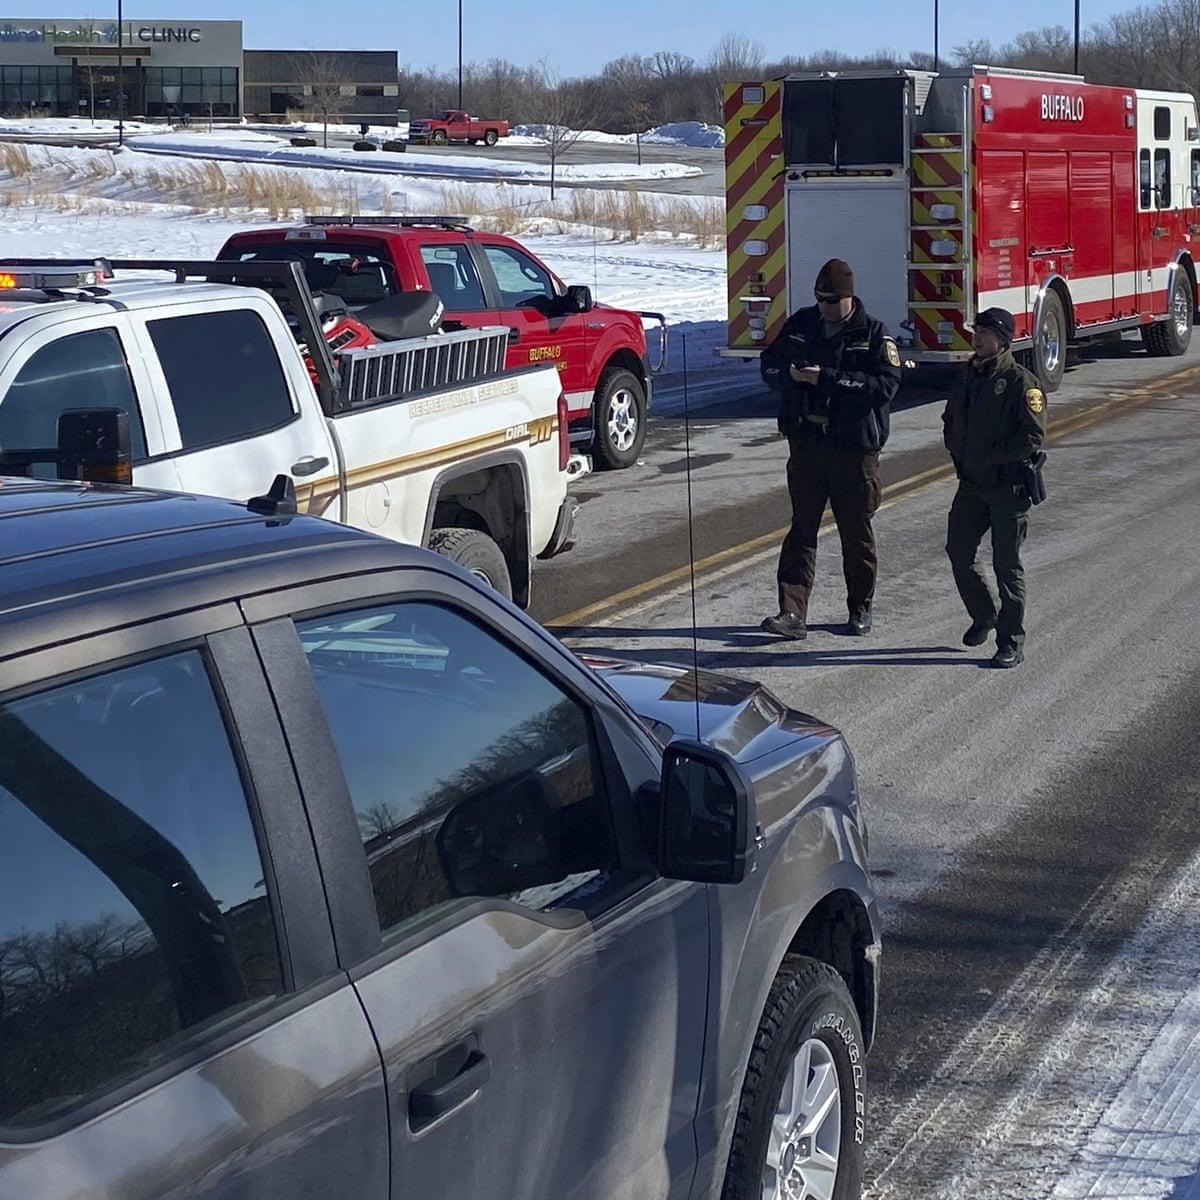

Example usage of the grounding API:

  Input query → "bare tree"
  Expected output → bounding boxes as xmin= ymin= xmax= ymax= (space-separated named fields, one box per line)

xmin=298 ymin=52 xmax=358 ymax=148
xmin=534 ymin=59 xmax=590 ymax=200
xmin=602 ymin=54 xmax=657 ymax=162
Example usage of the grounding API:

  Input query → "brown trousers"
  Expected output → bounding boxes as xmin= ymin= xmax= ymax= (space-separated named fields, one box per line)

xmin=777 ymin=439 xmax=882 ymax=620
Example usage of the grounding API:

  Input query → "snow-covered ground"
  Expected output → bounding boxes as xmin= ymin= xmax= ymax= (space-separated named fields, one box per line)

xmin=124 ymin=128 xmax=704 ymax=183
xmin=0 ymin=116 xmax=161 ymax=137
xmin=0 ymin=143 xmax=724 ymax=330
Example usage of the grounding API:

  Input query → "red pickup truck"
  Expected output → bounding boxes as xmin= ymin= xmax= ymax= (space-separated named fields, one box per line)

xmin=408 ymin=111 xmax=510 ymax=146
xmin=219 ymin=216 xmax=664 ymax=469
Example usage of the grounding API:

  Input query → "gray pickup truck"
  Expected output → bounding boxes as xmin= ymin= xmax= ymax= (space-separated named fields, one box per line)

xmin=0 ymin=473 xmax=880 ymax=1200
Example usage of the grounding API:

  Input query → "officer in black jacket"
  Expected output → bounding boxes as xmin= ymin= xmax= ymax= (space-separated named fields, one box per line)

xmin=943 ymin=307 xmax=1047 ymax=668
xmin=759 ymin=258 xmax=901 ymax=639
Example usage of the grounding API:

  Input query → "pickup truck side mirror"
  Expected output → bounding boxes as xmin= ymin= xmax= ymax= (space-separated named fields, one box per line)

xmin=565 ymin=284 xmax=594 ymax=314
xmin=655 ymin=740 xmax=756 ymax=884
xmin=58 ymin=408 xmax=132 ymax=485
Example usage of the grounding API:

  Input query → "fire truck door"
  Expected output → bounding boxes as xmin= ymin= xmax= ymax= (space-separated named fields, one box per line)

xmin=785 ymin=180 xmax=909 ymax=334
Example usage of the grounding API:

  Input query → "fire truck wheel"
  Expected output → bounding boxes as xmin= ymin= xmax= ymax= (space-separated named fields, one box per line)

xmin=484 ymin=130 xmax=499 ymax=147
xmin=1143 ymin=273 xmax=1194 ymax=357
xmin=429 ymin=527 xmax=513 ymax=599
xmin=1033 ymin=290 xmax=1067 ymax=392
xmin=593 ymin=369 xmax=647 ymax=470
xmin=432 ymin=130 xmax=449 ymax=146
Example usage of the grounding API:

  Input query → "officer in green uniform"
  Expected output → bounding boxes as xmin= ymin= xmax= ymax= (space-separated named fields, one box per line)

xmin=943 ymin=307 xmax=1047 ymax=668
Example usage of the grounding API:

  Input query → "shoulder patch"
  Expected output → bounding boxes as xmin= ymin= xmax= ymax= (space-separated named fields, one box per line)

xmin=1026 ymin=387 xmax=1045 ymax=414
xmin=883 ymin=337 xmax=901 ymax=368
xmin=993 ymin=378 xmax=1008 ymax=394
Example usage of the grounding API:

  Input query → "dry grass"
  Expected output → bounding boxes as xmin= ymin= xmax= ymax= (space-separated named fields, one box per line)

xmin=0 ymin=143 xmax=32 ymax=178
xmin=435 ymin=179 xmax=723 ymax=246
xmin=0 ymin=144 xmax=723 ymax=244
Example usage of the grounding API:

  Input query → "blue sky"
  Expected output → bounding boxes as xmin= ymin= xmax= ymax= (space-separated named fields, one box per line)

xmin=53 ymin=1 xmax=1135 ymax=73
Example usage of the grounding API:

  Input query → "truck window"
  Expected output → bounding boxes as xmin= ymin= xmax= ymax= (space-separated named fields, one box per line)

xmin=1190 ymin=149 xmax=1200 ymax=205
xmin=419 ymin=245 xmax=486 ymax=311
xmin=1140 ymin=149 xmax=1152 ymax=209
xmin=1155 ymin=106 xmax=1171 ymax=140
xmin=1155 ymin=149 xmax=1172 ymax=209
xmin=230 ymin=244 xmax=396 ymax=306
xmin=0 ymin=328 xmax=147 ymax=476
xmin=483 ymin=245 xmax=557 ymax=308
xmin=147 ymin=310 xmax=296 ymax=450
xmin=0 ymin=651 xmax=283 ymax=1128
xmin=295 ymin=602 xmax=621 ymax=939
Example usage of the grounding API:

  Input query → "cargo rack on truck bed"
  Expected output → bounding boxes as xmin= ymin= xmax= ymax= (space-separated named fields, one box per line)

xmin=0 ymin=257 xmax=511 ymax=414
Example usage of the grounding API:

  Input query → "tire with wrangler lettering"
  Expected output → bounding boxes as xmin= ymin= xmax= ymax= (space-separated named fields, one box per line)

xmin=721 ymin=956 xmax=866 ymax=1200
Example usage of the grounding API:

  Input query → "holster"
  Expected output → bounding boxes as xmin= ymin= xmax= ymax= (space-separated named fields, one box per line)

xmin=1023 ymin=451 xmax=1048 ymax=505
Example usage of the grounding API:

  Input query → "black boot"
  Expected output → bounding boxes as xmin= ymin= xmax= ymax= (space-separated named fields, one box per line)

xmin=992 ymin=643 xmax=1024 ymax=669
xmin=963 ymin=617 xmax=997 ymax=647
xmin=847 ymin=609 xmax=872 ymax=636
xmin=760 ymin=613 xmax=808 ymax=640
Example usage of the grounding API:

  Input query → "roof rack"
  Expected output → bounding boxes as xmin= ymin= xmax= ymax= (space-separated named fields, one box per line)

xmin=301 ymin=215 xmax=474 ymax=231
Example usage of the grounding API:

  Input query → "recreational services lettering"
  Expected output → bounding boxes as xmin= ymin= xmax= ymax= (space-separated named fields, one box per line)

xmin=1041 ymin=93 xmax=1085 ymax=121
xmin=0 ymin=22 xmax=204 ymax=44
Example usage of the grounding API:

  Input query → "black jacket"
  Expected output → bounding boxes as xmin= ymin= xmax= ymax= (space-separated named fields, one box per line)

xmin=760 ymin=299 xmax=900 ymax=453
xmin=942 ymin=350 xmax=1047 ymax=488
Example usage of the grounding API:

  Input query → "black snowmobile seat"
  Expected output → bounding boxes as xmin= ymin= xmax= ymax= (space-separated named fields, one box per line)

xmin=356 ymin=292 xmax=445 ymax=342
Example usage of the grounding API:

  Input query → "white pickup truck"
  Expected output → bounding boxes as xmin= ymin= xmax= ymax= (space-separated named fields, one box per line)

xmin=0 ymin=258 xmax=583 ymax=606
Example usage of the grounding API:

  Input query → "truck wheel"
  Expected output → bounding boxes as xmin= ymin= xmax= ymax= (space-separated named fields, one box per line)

xmin=721 ymin=956 xmax=865 ymax=1200
xmin=429 ymin=527 xmax=512 ymax=600
xmin=432 ymin=130 xmax=448 ymax=146
xmin=484 ymin=129 xmax=499 ymax=147
xmin=1032 ymin=289 xmax=1067 ymax=392
xmin=1143 ymin=271 xmax=1194 ymax=357
xmin=593 ymin=369 xmax=647 ymax=470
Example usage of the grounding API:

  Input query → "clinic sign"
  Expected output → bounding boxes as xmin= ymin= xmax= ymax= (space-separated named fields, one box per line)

xmin=0 ymin=22 xmax=203 ymax=44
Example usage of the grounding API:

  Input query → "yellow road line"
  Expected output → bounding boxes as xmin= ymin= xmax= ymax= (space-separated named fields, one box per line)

xmin=548 ymin=363 xmax=1200 ymax=629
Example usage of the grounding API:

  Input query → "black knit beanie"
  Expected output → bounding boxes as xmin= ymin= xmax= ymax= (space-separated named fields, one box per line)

xmin=815 ymin=258 xmax=855 ymax=298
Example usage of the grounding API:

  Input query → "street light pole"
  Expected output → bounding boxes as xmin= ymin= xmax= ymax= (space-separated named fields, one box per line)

xmin=1073 ymin=0 xmax=1081 ymax=74
xmin=457 ymin=0 xmax=463 ymax=108
xmin=116 ymin=0 xmax=123 ymax=146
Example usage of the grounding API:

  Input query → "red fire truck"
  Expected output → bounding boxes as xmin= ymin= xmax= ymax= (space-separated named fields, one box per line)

xmin=722 ymin=67 xmax=1200 ymax=389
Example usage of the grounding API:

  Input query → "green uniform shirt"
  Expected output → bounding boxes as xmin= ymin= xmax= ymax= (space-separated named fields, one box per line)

xmin=942 ymin=349 xmax=1047 ymax=489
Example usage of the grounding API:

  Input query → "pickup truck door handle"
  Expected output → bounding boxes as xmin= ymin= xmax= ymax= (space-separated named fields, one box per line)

xmin=290 ymin=455 xmax=329 ymax=477
xmin=408 ymin=1043 xmax=490 ymax=1132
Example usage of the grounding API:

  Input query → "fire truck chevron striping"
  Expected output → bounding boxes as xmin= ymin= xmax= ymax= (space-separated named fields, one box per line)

xmin=724 ymin=81 xmax=787 ymax=350
xmin=721 ymin=66 xmax=1200 ymax=391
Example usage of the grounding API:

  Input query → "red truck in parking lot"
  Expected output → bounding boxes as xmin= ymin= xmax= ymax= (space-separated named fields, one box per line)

xmin=408 ymin=111 xmax=510 ymax=146
xmin=219 ymin=216 xmax=665 ymax=468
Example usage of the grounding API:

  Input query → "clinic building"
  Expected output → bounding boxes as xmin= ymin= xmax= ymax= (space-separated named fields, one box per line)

xmin=0 ymin=19 xmax=243 ymax=120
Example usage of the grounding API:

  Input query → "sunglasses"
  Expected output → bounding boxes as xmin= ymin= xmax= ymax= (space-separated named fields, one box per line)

xmin=814 ymin=292 xmax=844 ymax=304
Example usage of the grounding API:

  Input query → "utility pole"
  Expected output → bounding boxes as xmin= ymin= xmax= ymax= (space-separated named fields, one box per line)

xmin=1073 ymin=0 xmax=1081 ymax=74
xmin=457 ymin=0 xmax=463 ymax=108
xmin=933 ymin=0 xmax=939 ymax=73
xmin=116 ymin=0 xmax=124 ymax=146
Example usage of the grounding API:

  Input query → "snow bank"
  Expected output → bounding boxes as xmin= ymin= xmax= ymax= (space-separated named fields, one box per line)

xmin=514 ymin=121 xmax=725 ymax=149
